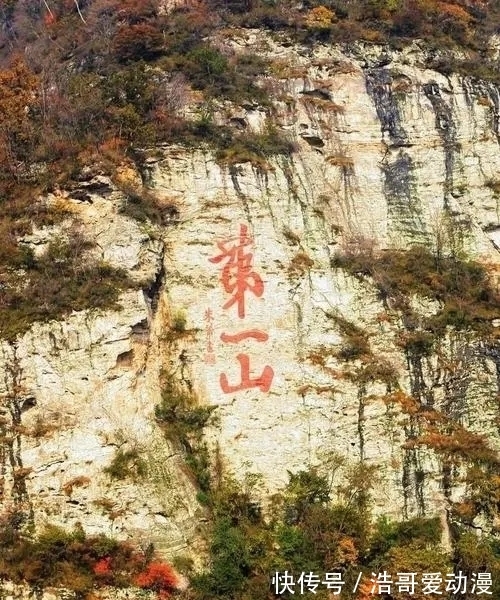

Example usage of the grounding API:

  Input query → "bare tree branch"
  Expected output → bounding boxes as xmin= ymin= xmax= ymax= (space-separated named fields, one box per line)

xmin=41 ymin=0 xmax=54 ymax=18
xmin=73 ymin=0 xmax=87 ymax=23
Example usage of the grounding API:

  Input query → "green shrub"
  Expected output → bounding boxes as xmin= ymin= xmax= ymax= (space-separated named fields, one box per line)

xmin=155 ymin=375 xmax=214 ymax=435
xmin=204 ymin=517 xmax=250 ymax=596
xmin=155 ymin=373 xmax=215 ymax=491
xmin=451 ymin=530 xmax=500 ymax=597
xmin=188 ymin=465 xmax=500 ymax=600
xmin=0 ymin=233 xmax=136 ymax=340
xmin=276 ymin=523 xmax=319 ymax=572
xmin=171 ymin=310 xmax=187 ymax=332
xmin=167 ymin=43 xmax=269 ymax=103
xmin=367 ymin=515 xmax=442 ymax=567
xmin=187 ymin=45 xmax=229 ymax=84
xmin=104 ymin=448 xmax=147 ymax=480
xmin=284 ymin=469 xmax=331 ymax=523
xmin=186 ymin=442 xmax=212 ymax=493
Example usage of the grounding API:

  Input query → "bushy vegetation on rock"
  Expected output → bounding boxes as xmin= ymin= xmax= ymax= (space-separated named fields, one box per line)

xmin=0 ymin=231 xmax=136 ymax=340
xmin=333 ymin=241 xmax=500 ymax=336
xmin=182 ymin=466 xmax=500 ymax=600
xmin=0 ymin=0 xmax=495 ymax=200
xmin=331 ymin=233 xmax=500 ymax=550
xmin=0 ymin=0 xmax=497 ymax=339
xmin=0 ymin=509 xmax=179 ymax=598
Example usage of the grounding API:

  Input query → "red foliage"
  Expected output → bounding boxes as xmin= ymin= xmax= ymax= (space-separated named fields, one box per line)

xmin=93 ymin=557 xmax=112 ymax=577
xmin=112 ymin=23 xmax=164 ymax=62
xmin=43 ymin=11 xmax=57 ymax=26
xmin=135 ymin=562 xmax=179 ymax=597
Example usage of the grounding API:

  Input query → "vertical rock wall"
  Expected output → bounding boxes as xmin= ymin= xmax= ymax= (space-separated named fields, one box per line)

xmin=146 ymin=36 xmax=500 ymax=522
xmin=1 ymin=35 xmax=500 ymax=554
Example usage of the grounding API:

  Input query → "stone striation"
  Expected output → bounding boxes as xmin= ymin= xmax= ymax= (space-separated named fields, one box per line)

xmin=0 ymin=182 xmax=201 ymax=559
xmin=146 ymin=33 xmax=500 ymax=527
xmin=2 ymin=32 xmax=500 ymax=570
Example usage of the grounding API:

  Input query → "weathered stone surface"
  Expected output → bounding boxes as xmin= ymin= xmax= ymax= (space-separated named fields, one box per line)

xmin=147 ymin=34 xmax=500 ymax=524
xmin=0 ymin=179 xmax=201 ymax=560
xmin=0 ymin=285 xmax=200 ymax=553
xmin=2 ymin=36 xmax=500 ymax=583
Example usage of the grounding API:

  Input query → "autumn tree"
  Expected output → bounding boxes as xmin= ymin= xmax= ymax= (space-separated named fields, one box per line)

xmin=112 ymin=23 xmax=164 ymax=62
xmin=0 ymin=59 xmax=40 ymax=182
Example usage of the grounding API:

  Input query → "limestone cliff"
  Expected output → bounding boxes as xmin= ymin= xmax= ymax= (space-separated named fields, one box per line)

xmin=2 ymin=31 xmax=500 ymax=572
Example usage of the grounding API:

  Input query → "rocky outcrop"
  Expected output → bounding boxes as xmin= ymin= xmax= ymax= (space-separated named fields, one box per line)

xmin=0 ymin=181 xmax=201 ymax=557
xmin=145 ymin=33 xmax=500 ymax=524
xmin=2 ymin=31 xmax=500 ymax=562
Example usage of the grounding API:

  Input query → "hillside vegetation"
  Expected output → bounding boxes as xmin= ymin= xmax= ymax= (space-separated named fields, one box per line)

xmin=0 ymin=0 xmax=498 ymax=198
xmin=1 ymin=1 xmax=500 ymax=599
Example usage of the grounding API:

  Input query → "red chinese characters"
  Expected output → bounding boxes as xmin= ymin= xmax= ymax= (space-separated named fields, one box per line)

xmin=220 ymin=354 xmax=274 ymax=393
xmin=209 ymin=224 xmax=264 ymax=319
xmin=208 ymin=224 xmax=274 ymax=394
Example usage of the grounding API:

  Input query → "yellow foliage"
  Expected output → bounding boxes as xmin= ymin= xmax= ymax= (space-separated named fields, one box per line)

xmin=304 ymin=6 xmax=336 ymax=30
xmin=114 ymin=163 xmax=142 ymax=188
xmin=386 ymin=542 xmax=451 ymax=600
xmin=337 ymin=535 xmax=358 ymax=565
xmin=453 ymin=501 xmax=476 ymax=521
xmin=409 ymin=424 xmax=497 ymax=464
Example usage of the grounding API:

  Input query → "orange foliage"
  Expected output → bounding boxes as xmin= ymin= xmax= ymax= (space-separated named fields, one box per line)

xmin=417 ymin=409 xmax=444 ymax=424
xmin=409 ymin=424 xmax=496 ymax=464
xmin=437 ymin=1 xmax=473 ymax=22
xmin=356 ymin=576 xmax=373 ymax=600
xmin=0 ymin=58 xmax=38 ymax=138
xmin=0 ymin=58 xmax=39 ymax=178
xmin=337 ymin=535 xmax=358 ymax=565
xmin=382 ymin=391 xmax=419 ymax=415
xmin=135 ymin=562 xmax=179 ymax=598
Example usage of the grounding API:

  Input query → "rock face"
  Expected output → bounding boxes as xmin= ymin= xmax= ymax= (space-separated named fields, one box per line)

xmin=2 ymin=32 xmax=500 ymax=561
xmin=0 ymin=186 xmax=201 ymax=557
xmin=149 ymin=34 xmax=500 ymax=524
